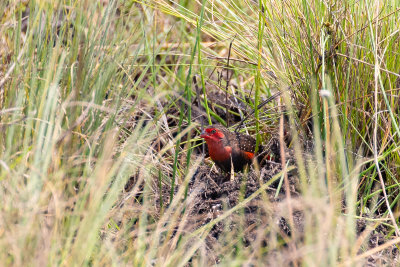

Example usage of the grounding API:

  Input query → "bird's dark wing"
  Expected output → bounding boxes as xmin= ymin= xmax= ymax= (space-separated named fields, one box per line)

xmin=235 ymin=132 xmax=256 ymax=153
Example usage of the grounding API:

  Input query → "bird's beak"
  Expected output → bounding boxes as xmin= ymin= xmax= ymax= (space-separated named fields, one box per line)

xmin=200 ymin=130 xmax=207 ymax=139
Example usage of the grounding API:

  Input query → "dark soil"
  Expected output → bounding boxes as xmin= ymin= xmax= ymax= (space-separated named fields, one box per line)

xmin=159 ymin=158 xmax=399 ymax=265
xmin=187 ymin=160 xmax=302 ymax=245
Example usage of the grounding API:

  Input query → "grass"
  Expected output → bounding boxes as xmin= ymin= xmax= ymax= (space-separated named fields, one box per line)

xmin=1 ymin=0 xmax=400 ymax=265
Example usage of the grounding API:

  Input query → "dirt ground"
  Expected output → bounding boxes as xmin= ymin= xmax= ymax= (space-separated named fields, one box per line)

xmin=172 ymin=158 xmax=398 ymax=265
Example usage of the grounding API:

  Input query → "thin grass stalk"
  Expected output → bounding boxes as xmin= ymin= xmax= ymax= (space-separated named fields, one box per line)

xmin=196 ymin=54 xmax=211 ymax=126
xmin=183 ymin=0 xmax=206 ymax=200
xmin=152 ymin=12 xmax=165 ymax=211
xmin=254 ymin=0 xmax=264 ymax=154
xmin=310 ymin=77 xmax=325 ymax=190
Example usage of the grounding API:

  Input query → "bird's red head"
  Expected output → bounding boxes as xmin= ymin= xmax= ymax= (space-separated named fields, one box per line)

xmin=200 ymin=127 xmax=225 ymax=142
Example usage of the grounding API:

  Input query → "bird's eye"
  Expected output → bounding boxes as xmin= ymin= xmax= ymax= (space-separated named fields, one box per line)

xmin=211 ymin=129 xmax=216 ymax=134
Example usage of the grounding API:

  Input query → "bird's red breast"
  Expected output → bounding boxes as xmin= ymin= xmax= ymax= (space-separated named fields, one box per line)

xmin=200 ymin=128 xmax=232 ymax=162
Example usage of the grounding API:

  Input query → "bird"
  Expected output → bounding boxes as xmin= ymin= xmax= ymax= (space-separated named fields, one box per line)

xmin=200 ymin=125 xmax=259 ymax=173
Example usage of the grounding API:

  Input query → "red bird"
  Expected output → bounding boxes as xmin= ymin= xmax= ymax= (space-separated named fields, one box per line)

xmin=200 ymin=125 xmax=258 ymax=172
